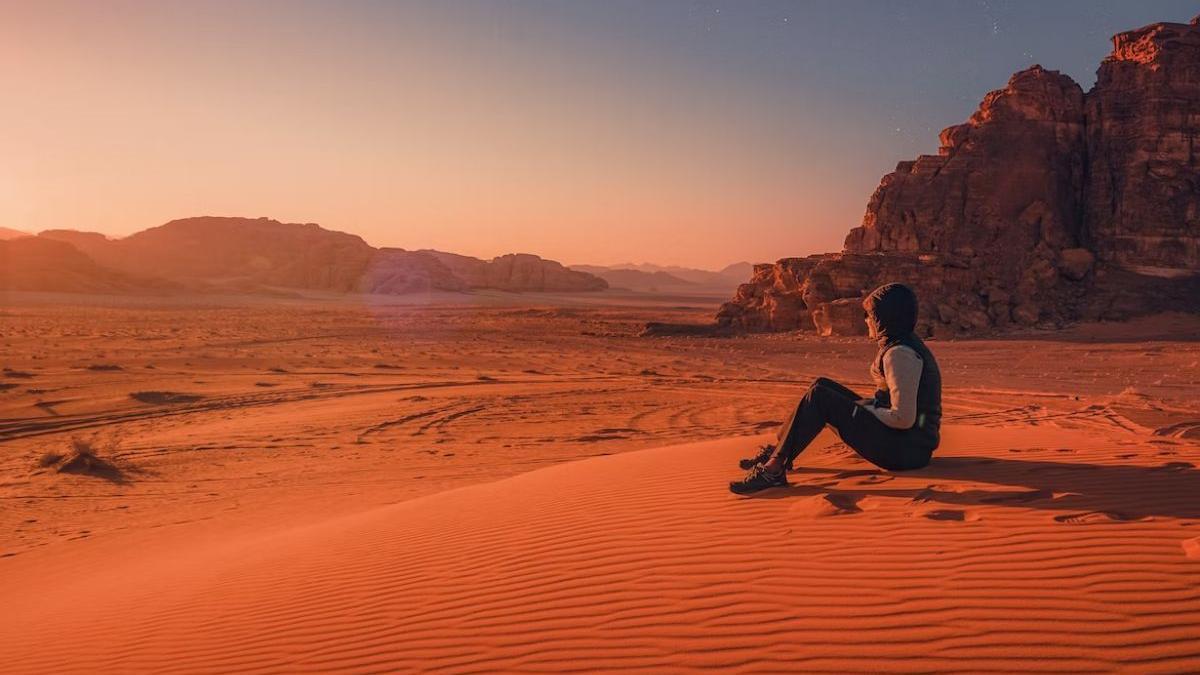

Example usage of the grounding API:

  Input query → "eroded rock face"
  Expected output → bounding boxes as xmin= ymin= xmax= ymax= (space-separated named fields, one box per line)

xmin=1084 ymin=19 xmax=1200 ymax=274
xmin=718 ymin=18 xmax=1200 ymax=336
xmin=845 ymin=65 xmax=1086 ymax=259
xmin=426 ymin=251 xmax=608 ymax=292
xmin=812 ymin=298 xmax=867 ymax=337
xmin=358 ymin=249 xmax=467 ymax=294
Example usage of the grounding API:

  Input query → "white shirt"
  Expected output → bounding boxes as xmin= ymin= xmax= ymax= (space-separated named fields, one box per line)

xmin=864 ymin=345 xmax=923 ymax=429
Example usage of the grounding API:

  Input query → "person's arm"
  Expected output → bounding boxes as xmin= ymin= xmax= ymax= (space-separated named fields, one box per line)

xmin=864 ymin=346 xmax=922 ymax=429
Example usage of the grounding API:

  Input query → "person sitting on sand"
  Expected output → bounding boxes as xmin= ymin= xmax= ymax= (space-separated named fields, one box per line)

xmin=729 ymin=282 xmax=942 ymax=495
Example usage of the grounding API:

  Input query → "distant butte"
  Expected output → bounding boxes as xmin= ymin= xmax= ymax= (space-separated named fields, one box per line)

xmin=717 ymin=16 xmax=1200 ymax=336
xmin=14 ymin=216 xmax=607 ymax=295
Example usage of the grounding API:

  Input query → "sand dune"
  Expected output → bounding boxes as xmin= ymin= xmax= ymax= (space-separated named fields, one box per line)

xmin=3 ymin=300 xmax=1200 ymax=672
xmin=3 ymin=425 xmax=1198 ymax=673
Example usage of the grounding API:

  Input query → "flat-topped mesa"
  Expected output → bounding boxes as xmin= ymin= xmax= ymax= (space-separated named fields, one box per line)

xmin=1084 ymin=17 xmax=1200 ymax=275
xmin=718 ymin=16 xmax=1200 ymax=337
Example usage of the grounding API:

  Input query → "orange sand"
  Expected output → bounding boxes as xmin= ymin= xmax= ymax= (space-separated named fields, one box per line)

xmin=2 ymin=295 xmax=1199 ymax=672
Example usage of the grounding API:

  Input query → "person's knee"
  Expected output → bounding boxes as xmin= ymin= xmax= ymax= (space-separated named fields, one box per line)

xmin=806 ymin=377 xmax=834 ymax=400
xmin=812 ymin=376 xmax=834 ymax=389
xmin=807 ymin=378 xmax=839 ymax=402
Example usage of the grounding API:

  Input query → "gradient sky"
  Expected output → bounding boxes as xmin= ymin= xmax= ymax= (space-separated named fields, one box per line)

xmin=3 ymin=1 xmax=1196 ymax=269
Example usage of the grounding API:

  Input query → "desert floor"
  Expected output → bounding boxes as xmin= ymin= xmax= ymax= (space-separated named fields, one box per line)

xmin=2 ymin=291 xmax=1199 ymax=672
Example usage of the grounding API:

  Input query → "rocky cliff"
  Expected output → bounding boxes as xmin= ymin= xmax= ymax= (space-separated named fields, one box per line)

xmin=718 ymin=17 xmax=1200 ymax=336
xmin=1084 ymin=20 xmax=1200 ymax=274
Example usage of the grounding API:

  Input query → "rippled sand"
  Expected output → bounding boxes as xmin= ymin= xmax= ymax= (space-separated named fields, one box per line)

xmin=2 ymin=294 xmax=1198 ymax=672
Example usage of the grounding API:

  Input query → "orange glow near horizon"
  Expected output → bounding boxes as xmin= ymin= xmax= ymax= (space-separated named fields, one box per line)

xmin=8 ymin=2 xmax=1188 ymax=269
xmin=0 ymin=2 xmax=884 ymax=269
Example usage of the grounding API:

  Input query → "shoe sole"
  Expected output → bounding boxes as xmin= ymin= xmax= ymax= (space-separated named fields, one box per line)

xmin=728 ymin=480 xmax=788 ymax=495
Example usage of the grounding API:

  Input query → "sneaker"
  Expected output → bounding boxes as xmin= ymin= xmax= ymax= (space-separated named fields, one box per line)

xmin=729 ymin=463 xmax=788 ymax=495
xmin=738 ymin=443 xmax=776 ymax=470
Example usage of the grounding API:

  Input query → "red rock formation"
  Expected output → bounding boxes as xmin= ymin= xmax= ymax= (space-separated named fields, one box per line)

xmin=425 ymin=251 xmax=608 ymax=292
xmin=35 ymin=218 xmax=607 ymax=295
xmin=357 ymin=249 xmax=467 ymax=294
xmin=1084 ymin=19 xmax=1200 ymax=274
xmin=846 ymin=65 xmax=1086 ymax=258
xmin=41 ymin=218 xmax=376 ymax=292
xmin=718 ymin=17 xmax=1200 ymax=336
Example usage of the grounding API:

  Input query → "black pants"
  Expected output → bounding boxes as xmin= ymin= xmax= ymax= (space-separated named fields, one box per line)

xmin=773 ymin=377 xmax=932 ymax=472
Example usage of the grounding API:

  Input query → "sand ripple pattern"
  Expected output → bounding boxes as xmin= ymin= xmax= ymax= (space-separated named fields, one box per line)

xmin=3 ymin=432 xmax=1199 ymax=673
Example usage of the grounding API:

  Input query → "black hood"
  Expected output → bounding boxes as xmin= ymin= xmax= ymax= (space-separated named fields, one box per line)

xmin=865 ymin=283 xmax=918 ymax=345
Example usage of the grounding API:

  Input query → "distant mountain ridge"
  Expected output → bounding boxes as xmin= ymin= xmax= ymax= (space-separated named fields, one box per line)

xmin=569 ymin=261 xmax=755 ymax=291
xmin=0 ymin=236 xmax=176 ymax=293
xmin=16 ymin=216 xmax=607 ymax=295
xmin=568 ymin=266 xmax=695 ymax=291
xmin=0 ymin=226 xmax=31 ymax=240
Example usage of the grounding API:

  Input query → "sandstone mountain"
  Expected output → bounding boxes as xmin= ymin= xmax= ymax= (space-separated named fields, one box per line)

xmin=0 ymin=226 xmax=30 ymax=240
xmin=357 ymin=249 xmax=468 ymax=294
xmin=717 ymin=262 xmax=755 ymax=282
xmin=31 ymin=217 xmax=607 ymax=295
xmin=0 ymin=237 xmax=171 ymax=294
xmin=423 ymin=250 xmax=608 ymax=292
xmin=718 ymin=17 xmax=1200 ymax=337
xmin=42 ymin=218 xmax=376 ymax=292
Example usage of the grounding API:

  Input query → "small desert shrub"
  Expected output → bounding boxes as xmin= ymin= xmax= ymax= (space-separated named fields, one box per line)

xmin=38 ymin=438 xmax=125 ymax=481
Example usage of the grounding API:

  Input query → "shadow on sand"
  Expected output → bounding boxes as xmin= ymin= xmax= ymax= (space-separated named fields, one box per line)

xmin=763 ymin=456 xmax=1200 ymax=521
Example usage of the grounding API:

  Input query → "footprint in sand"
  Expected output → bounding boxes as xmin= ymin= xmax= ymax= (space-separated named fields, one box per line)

xmin=910 ymin=485 xmax=955 ymax=503
xmin=1054 ymin=511 xmax=1152 ymax=524
xmin=914 ymin=507 xmax=981 ymax=522
xmin=834 ymin=469 xmax=880 ymax=480
xmin=853 ymin=474 xmax=895 ymax=485
xmin=1183 ymin=537 xmax=1200 ymax=559
xmin=980 ymin=489 xmax=1053 ymax=504
xmin=789 ymin=493 xmax=863 ymax=517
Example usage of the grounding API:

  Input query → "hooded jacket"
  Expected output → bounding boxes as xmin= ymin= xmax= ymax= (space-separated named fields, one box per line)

xmin=863 ymin=283 xmax=942 ymax=451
